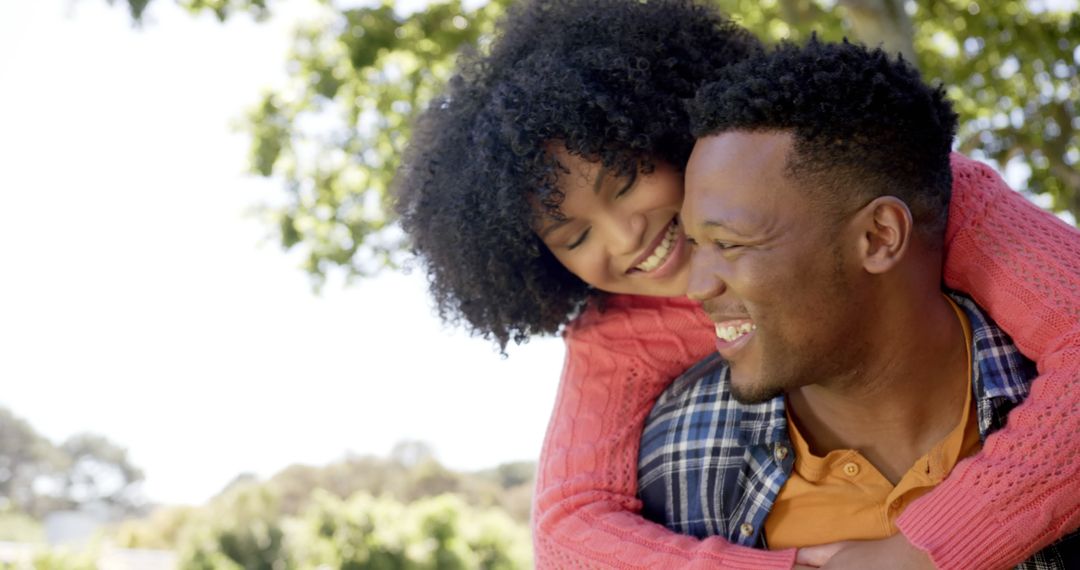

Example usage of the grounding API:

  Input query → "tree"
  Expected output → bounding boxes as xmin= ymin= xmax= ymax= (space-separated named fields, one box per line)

xmin=113 ymin=0 xmax=1077 ymax=282
xmin=0 ymin=408 xmax=62 ymax=516
xmin=0 ymin=407 xmax=145 ymax=519
xmin=57 ymin=434 xmax=146 ymax=517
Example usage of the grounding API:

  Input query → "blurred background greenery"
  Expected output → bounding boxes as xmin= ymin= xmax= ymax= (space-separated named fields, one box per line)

xmin=0 ymin=406 xmax=533 ymax=569
xmin=2 ymin=0 xmax=1076 ymax=568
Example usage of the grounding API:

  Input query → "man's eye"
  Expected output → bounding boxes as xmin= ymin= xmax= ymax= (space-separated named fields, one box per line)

xmin=614 ymin=171 xmax=638 ymax=198
xmin=568 ymin=228 xmax=590 ymax=250
xmin=714 ymin=240 xmax=739 ymax=250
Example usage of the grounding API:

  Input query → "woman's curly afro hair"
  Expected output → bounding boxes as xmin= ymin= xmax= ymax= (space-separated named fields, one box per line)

xmin=394 ymin=0 xmax=762 ymax=349
xmin=689 ymin=38 xmax=958 ymax=242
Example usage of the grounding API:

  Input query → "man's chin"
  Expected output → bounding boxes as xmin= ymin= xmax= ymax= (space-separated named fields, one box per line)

xmin=729 ymin=371 xmax=782 ymax=405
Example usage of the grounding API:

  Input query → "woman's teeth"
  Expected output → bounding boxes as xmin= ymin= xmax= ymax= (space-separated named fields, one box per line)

xmin=715 ymin=322 xmax=755 ymax=342
xmin=635 ymin=222 xmax=678 ymax=272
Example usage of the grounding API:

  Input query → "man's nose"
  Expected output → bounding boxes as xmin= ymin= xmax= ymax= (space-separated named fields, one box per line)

xmin=686 ymin=247 xmax=726 ymax=301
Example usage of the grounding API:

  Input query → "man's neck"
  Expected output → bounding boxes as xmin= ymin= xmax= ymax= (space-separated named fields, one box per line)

xmin=785 ymin=289 xmax=969 ymax=484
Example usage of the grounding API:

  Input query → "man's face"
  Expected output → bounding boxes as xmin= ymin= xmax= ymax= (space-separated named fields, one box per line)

xmin=682 ymin=131 xmax=871 ymax=404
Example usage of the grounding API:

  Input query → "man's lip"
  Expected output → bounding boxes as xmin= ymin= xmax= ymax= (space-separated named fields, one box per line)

xmin=626 ymin=218 xmax=676 ymax=273
xmin=715 ymin=327 xmax=754 ymax=358
xmin=708 ymin=315 xmax=753 ymax=325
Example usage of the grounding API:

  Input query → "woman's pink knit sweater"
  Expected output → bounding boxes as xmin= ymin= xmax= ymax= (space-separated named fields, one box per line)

xmin=532 ymin=154 xmax=1080 ymax=570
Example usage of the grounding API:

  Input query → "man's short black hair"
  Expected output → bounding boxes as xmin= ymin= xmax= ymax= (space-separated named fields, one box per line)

xmin=394 ymin=0 xmax=761 ymax=349
xmin=688 ymin=37 xmax=958 ymax=243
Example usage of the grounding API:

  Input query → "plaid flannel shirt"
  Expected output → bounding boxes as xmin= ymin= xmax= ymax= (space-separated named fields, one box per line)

xmin=638 ymin=293 xmax=1078 ymax=568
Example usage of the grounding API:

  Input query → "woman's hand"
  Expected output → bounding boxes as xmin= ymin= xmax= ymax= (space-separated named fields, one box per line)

xmin=796 ymin=534 xmax=936 ymax=569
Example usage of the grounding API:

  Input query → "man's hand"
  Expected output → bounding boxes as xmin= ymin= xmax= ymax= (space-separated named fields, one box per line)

xmin=795 ymin=533 xmax=937 ymax=569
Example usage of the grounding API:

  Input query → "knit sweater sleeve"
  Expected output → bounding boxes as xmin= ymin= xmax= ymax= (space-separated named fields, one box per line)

xmin=531 ymin=294 xmax=798 ymax=569
xmin=896 ymin=153 xmax=1080 ymax=569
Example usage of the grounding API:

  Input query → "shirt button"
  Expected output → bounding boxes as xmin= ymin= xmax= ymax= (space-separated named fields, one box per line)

xmin=843 ymin=462 xmax=860 ymax=476
xmin=774 ymin=445 xmax=789 ymax=461
xmin=739 ymin=522 xmax=754 ymax=537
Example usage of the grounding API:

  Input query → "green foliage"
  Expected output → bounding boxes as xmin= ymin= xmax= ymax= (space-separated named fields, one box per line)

xmin=113 ymin=0 xmax=1077 ymax=281
xmin=292 ymin=492 xmax=530 ymax=570
xmin=258 ymin=445 xmax=533 ymax=524
xmin=109 ymin=441 xmax=533 ymax=566
xmin=0 ymin=546 xmax=100 ymax=570
xmin=914 ymin=1 xmax=1079 ymax=214
xmin=27 ymin=549 xmax=99 ymax=570
xmin=117 ymin=446 xmax=535 ymax=568
xmin=239 ymin=0 xmax=514 ymax=283
xmin=109 ymin=0 xmax=271 ymax=22
xmin=0 ymin=508 xmax=45 ymax=543
xmin=115 ymin=504 xmax=201 ymax=549
xmin=177 ymin=483 xmax=292 ymax=570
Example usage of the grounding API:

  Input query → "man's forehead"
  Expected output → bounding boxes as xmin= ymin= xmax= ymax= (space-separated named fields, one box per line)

xmin=683 ymin=131 xmax=795 ymax=220
xmin=688 ymin=130 xmax=794 ymax=175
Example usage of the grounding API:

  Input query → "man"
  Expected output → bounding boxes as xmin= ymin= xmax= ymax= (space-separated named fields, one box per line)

xmin=637 ymin=39 xmax=1078 ymax=568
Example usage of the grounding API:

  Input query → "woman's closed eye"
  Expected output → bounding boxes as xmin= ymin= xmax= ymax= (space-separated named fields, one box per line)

xmin=567 ymin=228 xmax=590 ymax=250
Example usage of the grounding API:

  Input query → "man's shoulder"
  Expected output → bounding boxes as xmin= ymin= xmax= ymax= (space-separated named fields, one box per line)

xmin=644 ymin=352 xmax=784 ymax=448
xmin=653 ymin=352 xmax=730 ymax=406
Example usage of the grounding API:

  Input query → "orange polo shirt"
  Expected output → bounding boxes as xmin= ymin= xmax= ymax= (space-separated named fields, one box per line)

xmin=764 ymin=297 xmax=980 ymax=550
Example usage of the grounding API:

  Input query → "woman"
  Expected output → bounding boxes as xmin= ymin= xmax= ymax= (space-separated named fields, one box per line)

xmin=394 ymin=0 xmax=1080 ymax=568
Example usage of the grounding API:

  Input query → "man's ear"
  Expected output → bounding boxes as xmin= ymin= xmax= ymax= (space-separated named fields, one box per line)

xmin=852 ymin=196 xmax=913 ymax=275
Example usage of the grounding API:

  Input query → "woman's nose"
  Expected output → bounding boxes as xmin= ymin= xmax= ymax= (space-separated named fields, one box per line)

xmin=601 ymin=211 xmax=645 ymax=256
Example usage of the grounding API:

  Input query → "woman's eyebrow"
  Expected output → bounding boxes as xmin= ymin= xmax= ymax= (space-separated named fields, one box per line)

xmin=539 ymin=217 xmax=573 ymax=239
xmin=591 ymin=165 xmax=610 ymax=195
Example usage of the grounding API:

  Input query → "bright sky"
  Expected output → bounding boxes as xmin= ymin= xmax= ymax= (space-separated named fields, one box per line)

xmin=0 ymin=0 xmax=563 ymax=506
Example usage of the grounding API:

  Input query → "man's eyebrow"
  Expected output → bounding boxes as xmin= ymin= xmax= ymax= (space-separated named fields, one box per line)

xmin=703 ymin=217 xmax=753 ymax=237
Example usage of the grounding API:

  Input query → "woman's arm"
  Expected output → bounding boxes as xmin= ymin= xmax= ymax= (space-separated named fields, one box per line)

xmin=895 ymin=154 xmax=1080 ymax=569
xmin=531 ymin=294 xmax=799 ymax=569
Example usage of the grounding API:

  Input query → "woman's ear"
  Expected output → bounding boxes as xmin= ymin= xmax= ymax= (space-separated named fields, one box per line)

xmin=853 ymin=196 xmax=913 ymax=275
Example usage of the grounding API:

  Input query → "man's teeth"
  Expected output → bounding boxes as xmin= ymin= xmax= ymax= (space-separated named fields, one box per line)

xmin=635 ymin=222 xmax=678 ymax=272
xmin=714 ymin=322 xmax=756 ymax=342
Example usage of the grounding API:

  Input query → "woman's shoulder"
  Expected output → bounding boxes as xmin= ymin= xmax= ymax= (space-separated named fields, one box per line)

xmin=949 ymin=153 xmax=1012 ymax=205
xmin=565 ymin=294 xmax=712 ymax=342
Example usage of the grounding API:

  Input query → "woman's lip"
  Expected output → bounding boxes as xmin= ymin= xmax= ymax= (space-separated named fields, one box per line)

xmin=627 ymin=218 xmax=677 ymax=272
xmin=629 ymin=226 xmax=687 ymax=280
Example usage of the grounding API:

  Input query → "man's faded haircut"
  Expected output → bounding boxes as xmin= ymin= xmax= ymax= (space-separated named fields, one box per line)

xmin=689 ymin=37 xmax=958 ymax=244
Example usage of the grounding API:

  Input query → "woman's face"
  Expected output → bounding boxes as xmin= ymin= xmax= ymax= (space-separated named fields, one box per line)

xmin=535 ymin=147 xmax=691 ymax=297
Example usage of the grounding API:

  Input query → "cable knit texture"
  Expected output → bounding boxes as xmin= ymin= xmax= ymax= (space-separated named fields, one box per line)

xmin=531 ymin=153 xmax=1080 ymax=569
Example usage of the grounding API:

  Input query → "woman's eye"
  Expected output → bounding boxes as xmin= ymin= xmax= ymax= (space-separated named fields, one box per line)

xmin=614 ymin=171 xmax=638 ymax=198
xmin=568 ymin=228 xmax=590 ymax=250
